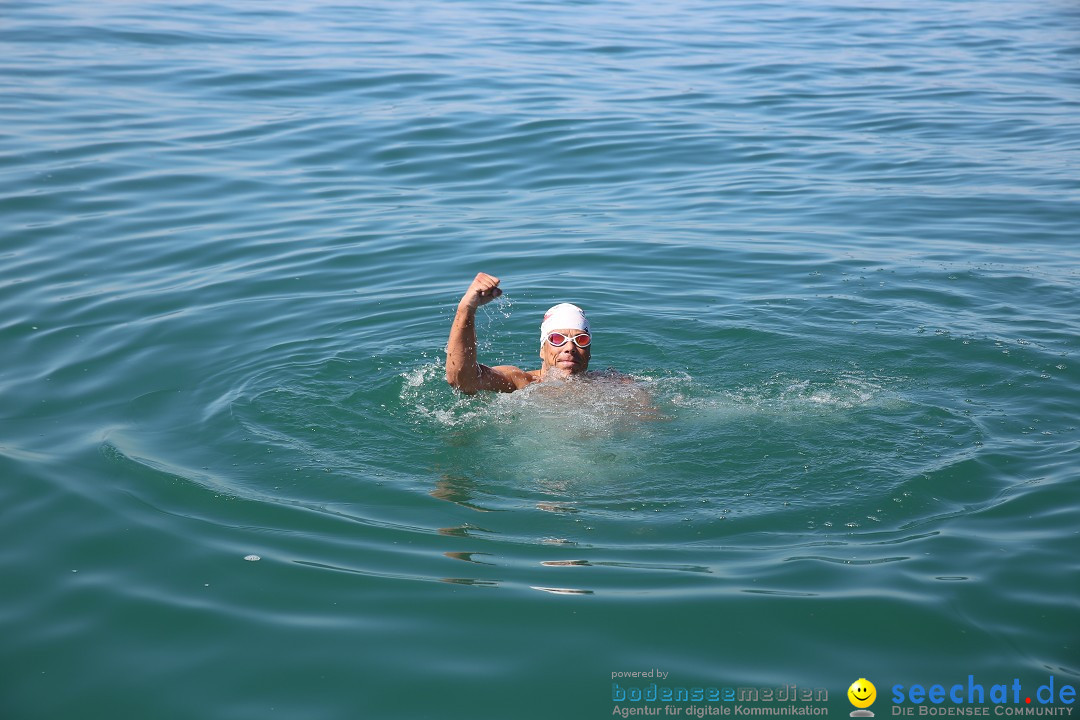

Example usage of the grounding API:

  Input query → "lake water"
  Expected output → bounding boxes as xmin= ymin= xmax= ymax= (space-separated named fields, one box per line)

xmin=2 ymin=0 xmax=1078 ymax=718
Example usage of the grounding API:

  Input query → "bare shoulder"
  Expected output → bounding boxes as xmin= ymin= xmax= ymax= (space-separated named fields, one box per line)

xmin=592 ymin=369 xmax=664 ymax=418
xmin=589 ymin=368 xmax=635 ymax=383
xmin=483 ymin=364 xmax=540 ymax=392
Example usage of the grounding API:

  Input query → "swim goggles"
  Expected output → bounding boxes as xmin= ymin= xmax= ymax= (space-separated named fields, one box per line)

xmin=545 ymin=331 xmax=591 ymax=348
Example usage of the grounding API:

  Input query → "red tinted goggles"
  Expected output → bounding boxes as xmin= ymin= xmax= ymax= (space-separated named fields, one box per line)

xmin=545 ymin=331 xmax=591 ymax=348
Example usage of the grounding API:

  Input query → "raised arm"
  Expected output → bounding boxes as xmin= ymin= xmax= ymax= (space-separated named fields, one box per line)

xmin=445 ymin=273 xmax=530 ymax=394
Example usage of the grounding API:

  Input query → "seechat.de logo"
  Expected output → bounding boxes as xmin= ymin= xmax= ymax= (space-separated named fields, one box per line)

xmin=849 ymin=679 xmax=878 ymax=717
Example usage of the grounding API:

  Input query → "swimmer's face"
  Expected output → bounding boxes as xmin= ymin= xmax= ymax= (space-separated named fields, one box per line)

xmin=541 ymin=328 xmax=591 ymax=375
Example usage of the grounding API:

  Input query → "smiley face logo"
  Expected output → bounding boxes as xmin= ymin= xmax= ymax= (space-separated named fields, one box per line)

xmin=848 ymin=678 xmax=877 ymax=714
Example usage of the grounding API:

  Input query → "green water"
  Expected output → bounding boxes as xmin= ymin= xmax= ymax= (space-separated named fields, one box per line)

xmin=2 ymin=0 xmax=1078 ymax=718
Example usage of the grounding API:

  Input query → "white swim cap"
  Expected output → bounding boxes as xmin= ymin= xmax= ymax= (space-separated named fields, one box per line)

xmin=540 ymin=303 xmax=589 ymax=346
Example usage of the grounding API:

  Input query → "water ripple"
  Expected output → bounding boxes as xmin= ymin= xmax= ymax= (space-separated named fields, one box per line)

xmin=2 ymin=0 xmax=1079 ymax=714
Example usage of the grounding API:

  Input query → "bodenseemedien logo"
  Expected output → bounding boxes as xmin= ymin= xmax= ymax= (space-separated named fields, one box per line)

xmin=849 ymin=678 xmax=877 ymax=717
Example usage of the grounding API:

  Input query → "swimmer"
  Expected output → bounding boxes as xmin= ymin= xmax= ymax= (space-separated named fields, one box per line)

xmin=445 ymin=272 xmax=598 ymax=394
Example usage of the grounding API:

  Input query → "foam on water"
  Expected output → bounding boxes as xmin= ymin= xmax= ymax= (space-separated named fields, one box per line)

xmin=393 ymin=352 xmax=990 ymax=541
xmin=401 ymin=361 xmax=657 ymax=432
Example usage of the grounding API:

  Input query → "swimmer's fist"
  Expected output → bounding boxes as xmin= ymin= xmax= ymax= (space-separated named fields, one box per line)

xmin=458 ymin=272 xmax=503 ymax=312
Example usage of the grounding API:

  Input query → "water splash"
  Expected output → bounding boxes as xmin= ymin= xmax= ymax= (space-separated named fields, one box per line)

xmin=669 ymin=370 xmax=906 ymax=418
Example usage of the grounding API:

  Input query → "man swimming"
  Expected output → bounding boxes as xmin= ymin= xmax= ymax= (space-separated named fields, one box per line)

xmin=446 ymin=272 xmax=593 ymax=394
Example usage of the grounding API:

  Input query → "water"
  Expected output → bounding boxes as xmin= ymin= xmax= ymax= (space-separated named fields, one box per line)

xmin=2 ymin=0 xmax=1078 ymax=717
